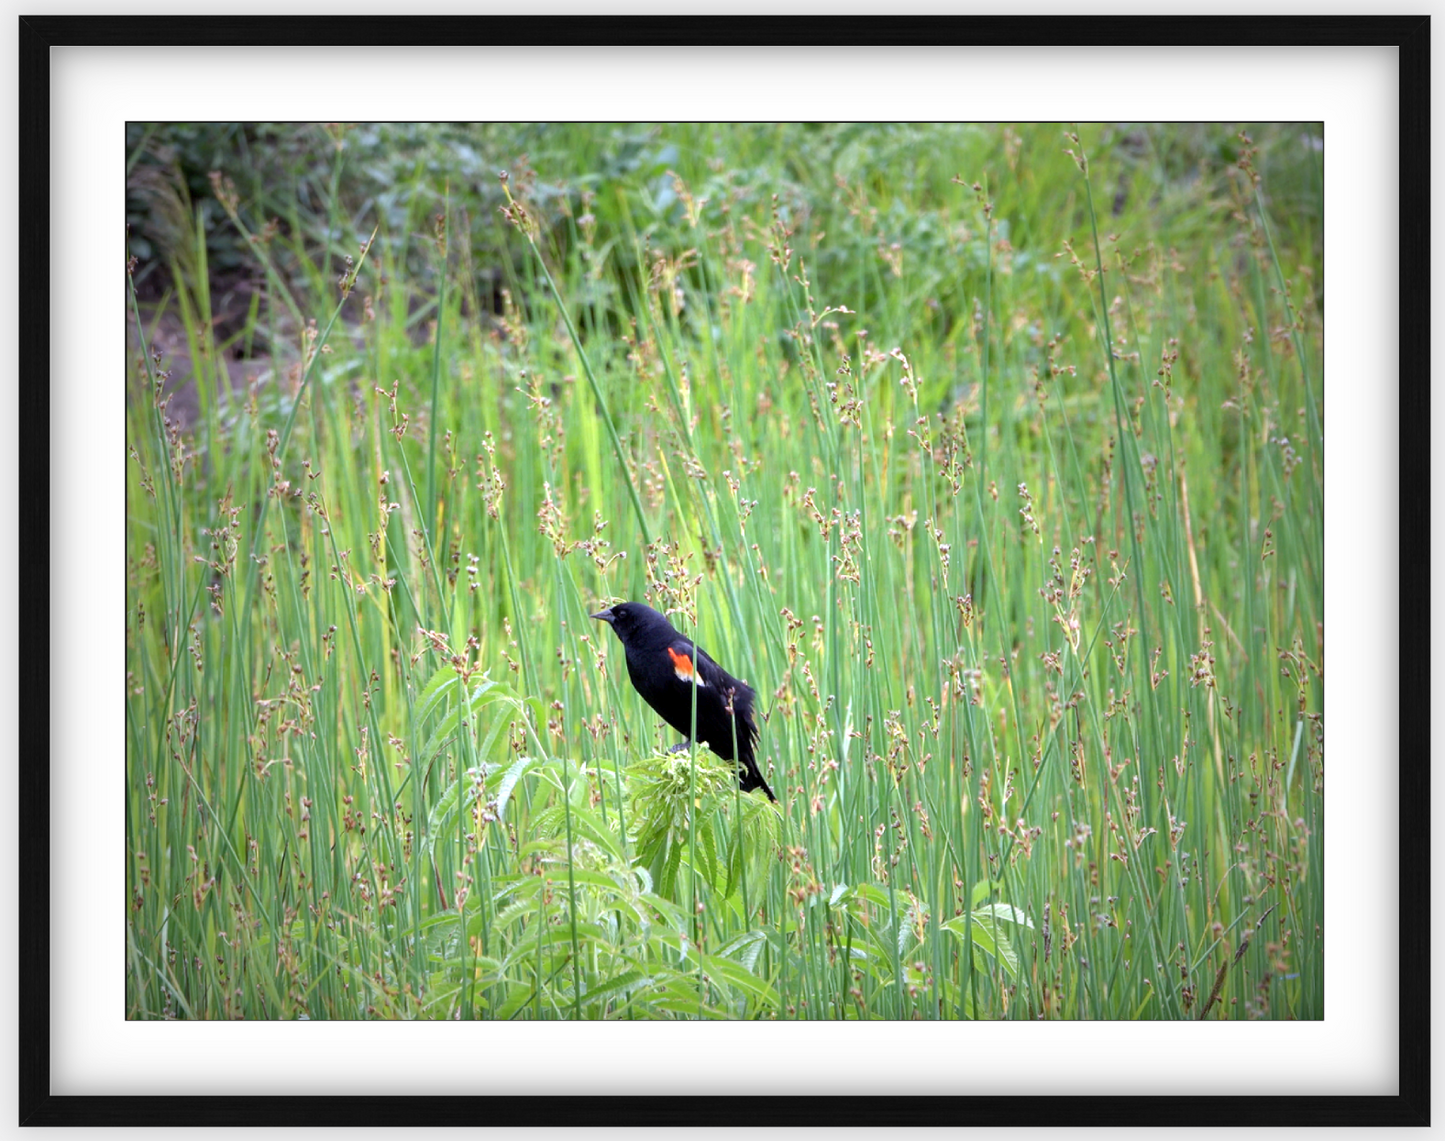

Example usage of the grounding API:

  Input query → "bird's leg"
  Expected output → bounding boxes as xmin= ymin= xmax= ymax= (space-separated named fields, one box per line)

xmin=669 ymin=741 xmax=693 ymax=754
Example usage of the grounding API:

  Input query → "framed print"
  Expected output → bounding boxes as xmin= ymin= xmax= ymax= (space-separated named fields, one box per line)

xmin=23 ymin=13 xmax=1426 ymax=1129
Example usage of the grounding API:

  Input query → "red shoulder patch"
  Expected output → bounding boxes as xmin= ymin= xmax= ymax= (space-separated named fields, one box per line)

xmin=666 ymin=646 xmax=704 ymax=684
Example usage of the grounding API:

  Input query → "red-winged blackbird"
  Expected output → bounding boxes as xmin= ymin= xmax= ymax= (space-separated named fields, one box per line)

xmin=591 ymin=602 xmax=776 ymax=802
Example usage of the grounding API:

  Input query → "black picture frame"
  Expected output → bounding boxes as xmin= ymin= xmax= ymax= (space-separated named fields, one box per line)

xmin=23 ymin=14 xmax=1427 ymax=1129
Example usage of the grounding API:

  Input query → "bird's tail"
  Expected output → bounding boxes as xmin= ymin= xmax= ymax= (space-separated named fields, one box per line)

xmin=736 ymin=729 xmax=777 ymax=803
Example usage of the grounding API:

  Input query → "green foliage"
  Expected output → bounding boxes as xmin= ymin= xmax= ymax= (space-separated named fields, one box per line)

xmin=627 ymin=748 xmax=783 ymax=902
xmin=126 ymin=122 xmax=1322 ymax=1020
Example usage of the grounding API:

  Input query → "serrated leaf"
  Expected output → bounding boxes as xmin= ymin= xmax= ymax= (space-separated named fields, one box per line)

xmin=413 ymin=666 xmax=462 ymax=726
xmin=855 ymin=884 xmax=893 ymax=911
xmin=695 ymin=818 xmax=719 ymax=892
xmin=659 ymin=833 xmax=684 ymax=899
xmin=564 ymin=804 xmax=625 ymax=864
xmin=423 ymin=780 xmax=462 ymax=851
xmin=417 ymin=677 xmax=513 ymax=769
xmin=561 ymin=868 xmax=627 ymax=894
xmin=942 ymin=910 xmax=1021 ymax=980
xmin=715 ymin=929 xmax=767 ymax=967
xmin=493 ymin=983 xmax=532 ymax=1020
xmin=417 ymin=707 xmax=462 ymax=771
xmin=702 ymin=954 xmax=776 ymax=1005
xmin=979 ymin=901 xmax=1034 ymax=928
xmin=494 ymin=755 xmax=538 ymax=822
xmin=988 ymin=924 xmax=1020 ymax=979
xmin=567 ymin=968 xmax=651 ymax=1011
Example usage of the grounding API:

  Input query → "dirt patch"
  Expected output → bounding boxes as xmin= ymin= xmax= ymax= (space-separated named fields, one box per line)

xmin=128 ymin=304 xmax=290 ymax=432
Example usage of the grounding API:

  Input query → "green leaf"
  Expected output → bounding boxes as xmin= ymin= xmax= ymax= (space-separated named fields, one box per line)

xmin=564 ymin=804 xmax=625 ymax=864
xmin=942 ymin=909 xmax=1023 ymax=980
xmin=493 ymin=983 xmax=532 ymax=1020
xmin=970 ymin=879 xmax=1001 ymax=907
xmin=702 ymin=953 xmax=776 ymax=1006
xmin=716 ymin=929 xmax=767 ymax=965
xmin=568 ymin=968 xmax=652 ymax=1012
xmin=413 ymin=665 xmax=462 ymax=726
xmin=695 ymin=818 xmax=720 ymax=892
xmin=423 ymin=779 xmax=463 ymax=853
xmin=659 ymin=833 xmax=684 ymax=899
xmin=417 ymin=677 xmax=513 ymax=769
xmin=494 ymin=755 xmax=538 ymax=822
xmin=855 ymin=884 xmax=893 ymax=911
xmin=978 ymin=901 xmax=1034 ymax=929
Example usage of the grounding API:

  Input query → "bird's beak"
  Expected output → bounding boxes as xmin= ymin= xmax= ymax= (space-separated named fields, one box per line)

xmin=589 ymin=607 xmax=615 ymax=624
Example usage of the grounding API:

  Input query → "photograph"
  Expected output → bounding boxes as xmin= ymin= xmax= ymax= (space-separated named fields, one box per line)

xmin=124 ymin=120 xmax=1325 ymax=1023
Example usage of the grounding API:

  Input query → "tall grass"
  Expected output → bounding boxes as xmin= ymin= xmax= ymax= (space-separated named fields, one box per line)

xmin=126 ymin=123 xmax=1323 ymax=1020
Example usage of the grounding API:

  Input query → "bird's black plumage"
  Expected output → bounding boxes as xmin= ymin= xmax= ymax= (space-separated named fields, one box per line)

xmin=590 ymin=602 xmax=776 ymax=802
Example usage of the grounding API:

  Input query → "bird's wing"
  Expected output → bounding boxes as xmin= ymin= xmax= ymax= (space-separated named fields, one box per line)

xmin=663 ymin=638 xmax=711 ymax=687
xmin=671 ymin=640 xmax=755 ymax=717
xmin=665 ymin=639 xmax=727 ymax=688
